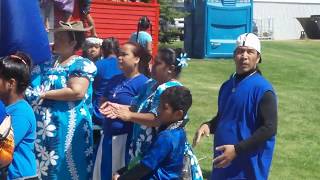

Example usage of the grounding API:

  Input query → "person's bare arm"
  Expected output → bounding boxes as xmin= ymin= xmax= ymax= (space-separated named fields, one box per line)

xmin=41 ymin=77 xmax=89 ymax=101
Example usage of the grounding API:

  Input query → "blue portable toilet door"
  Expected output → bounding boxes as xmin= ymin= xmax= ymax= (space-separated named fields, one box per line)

xmin=205 ymin=3 xmax=252 ymax=58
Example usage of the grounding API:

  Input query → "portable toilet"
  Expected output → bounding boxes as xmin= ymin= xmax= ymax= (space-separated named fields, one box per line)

xmin=184 ymin=0 xmax=253 ymax=58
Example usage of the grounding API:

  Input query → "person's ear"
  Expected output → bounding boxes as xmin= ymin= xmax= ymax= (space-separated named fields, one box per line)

xmin=168 ymin=65 xmax=175 ymax=74
xmin=173 ymin=110 xmax=184 ymax=121
xmin=70 ymin=40 xmax=77 ymax=50
xmin=134 ymin=57 xmax=140 ymax=65
xmin=7 ymin=78 xmax=16 ymax=90
xmin=256 ymin=54 xmax=261 ymax=64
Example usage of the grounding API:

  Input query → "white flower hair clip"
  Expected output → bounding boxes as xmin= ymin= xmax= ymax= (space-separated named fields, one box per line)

xmin=176 ymin=53 xmax=190 ymax=68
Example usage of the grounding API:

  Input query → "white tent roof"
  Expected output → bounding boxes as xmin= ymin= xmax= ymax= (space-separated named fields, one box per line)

xmin=254 ymin=0 xmax=320 ymax=3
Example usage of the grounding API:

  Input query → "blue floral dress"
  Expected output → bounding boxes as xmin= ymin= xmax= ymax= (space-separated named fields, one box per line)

xmin=129 ymin=79 xmax=203 ymax=180
xmin=25 ymin=56 xmax=97 ymax=180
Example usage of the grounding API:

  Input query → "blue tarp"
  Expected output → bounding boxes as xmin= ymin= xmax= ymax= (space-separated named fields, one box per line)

xmin=0 ymin=0 xmax=51 ymax=64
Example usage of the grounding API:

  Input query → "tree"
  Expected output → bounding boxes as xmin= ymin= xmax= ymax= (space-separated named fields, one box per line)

xmin=158 ymin=0 xmax=187 ymax=43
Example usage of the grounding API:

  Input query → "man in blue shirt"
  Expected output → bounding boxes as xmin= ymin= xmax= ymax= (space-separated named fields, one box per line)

xmin=193 ymin=33 xmax=278 ymax=180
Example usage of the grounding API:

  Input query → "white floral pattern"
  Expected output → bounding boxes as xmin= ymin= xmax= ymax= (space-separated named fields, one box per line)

xmin=47 ymin=150 xmax=59 ymax=166
xmin=37 ymin=160 xmax=49 ymax=177
xmin=25 ymin=56 xmax=96 ymax=180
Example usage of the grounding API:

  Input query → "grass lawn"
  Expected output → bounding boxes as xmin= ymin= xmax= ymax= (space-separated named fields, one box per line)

xmin=164 ymin=40 xmax=320 ymax=179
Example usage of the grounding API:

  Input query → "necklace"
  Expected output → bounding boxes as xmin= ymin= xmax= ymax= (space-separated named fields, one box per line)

xmin=112 ymin=74 xmax=140 ymax=98
xmin=232 ymin=71 xmax=256 ymax=93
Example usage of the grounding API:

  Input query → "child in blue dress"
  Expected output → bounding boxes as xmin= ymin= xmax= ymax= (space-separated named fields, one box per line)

xmin=114 ymin=86 xmax=192 ymax=179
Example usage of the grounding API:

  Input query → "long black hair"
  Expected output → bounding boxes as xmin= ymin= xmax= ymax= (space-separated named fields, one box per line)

xmin=0 ymin=52 xmax=32 ymax=94
xmin=136 ymin=16 xmax=152 ymax=42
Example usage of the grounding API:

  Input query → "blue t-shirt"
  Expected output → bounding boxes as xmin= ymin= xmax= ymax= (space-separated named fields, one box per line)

xmin=129 ymin=31 xmax=152 ymax=49
xmin=141 ymin=128 xmax=186 ymax=180
xmin=7 ymin=100 xmax=37 ymax=179
xmin=102 ymin=73 xmax=149 ymax=135
xmin=93 ymin=56 xmax=122 ymax=125
xmin=0 ymin=100 xmax=6 ymax=124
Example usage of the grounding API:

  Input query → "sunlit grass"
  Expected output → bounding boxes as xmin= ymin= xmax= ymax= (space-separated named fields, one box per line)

xmin=164 ymin=40 xmax=320 ymax=179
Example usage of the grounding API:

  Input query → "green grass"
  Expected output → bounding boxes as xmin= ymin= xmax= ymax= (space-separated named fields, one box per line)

xmin=171 ymin=40 xmax=320 ymax=179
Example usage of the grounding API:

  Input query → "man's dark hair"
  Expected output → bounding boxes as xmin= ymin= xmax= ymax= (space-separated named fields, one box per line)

xmin=160 ymin=86 xmax=192 ymax=117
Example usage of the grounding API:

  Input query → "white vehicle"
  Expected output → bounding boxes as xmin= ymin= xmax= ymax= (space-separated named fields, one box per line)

xmin=168 ymin=18 xmax=184 ymax=30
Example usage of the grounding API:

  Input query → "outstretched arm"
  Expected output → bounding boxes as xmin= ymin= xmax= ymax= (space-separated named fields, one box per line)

xmin=192 ymin=115 xmax=218 ymax=147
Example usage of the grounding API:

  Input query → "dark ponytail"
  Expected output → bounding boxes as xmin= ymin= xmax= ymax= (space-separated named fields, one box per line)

xmin=136 ymin=16 xmax=152 ymax=42
xmin=0 ymin=52 xmax=32 ymax=94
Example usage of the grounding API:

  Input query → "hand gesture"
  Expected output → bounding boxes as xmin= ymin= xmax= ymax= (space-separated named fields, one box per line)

xmin=192 ymin=123 xmax=210 ymax=147
xmin=111 ymin=107 xmax=132 ymax=122
xmin=213 ymin=145 xmax=237 ymax=168
xmin=112 ymin=173 xmax=120 ymax=180
xmin=99 ymin=101 xmax=120 ymax=119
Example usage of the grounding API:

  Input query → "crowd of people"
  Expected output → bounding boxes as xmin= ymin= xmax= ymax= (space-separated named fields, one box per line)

xmin=0 ymin=6 xmax=278 ymax=179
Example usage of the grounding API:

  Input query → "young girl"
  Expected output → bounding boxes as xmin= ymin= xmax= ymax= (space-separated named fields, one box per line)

xmin=0 ymin=52 xmax=37 ymax=180
xmin=129 ymin=16 xmax=152 ymax=54
xmin=100 ymin=48 xmax=203 ymax=180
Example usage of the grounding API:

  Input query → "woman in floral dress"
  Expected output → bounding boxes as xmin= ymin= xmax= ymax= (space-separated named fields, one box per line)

xmin=26 ymin=21 xmax=97 ymax=180
xmin=101 ymin=48 xmax=203 ymax=180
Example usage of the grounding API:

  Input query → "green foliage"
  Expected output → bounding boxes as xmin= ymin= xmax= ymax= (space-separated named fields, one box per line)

xmin=159 ymin=28 xmax=182 ymax=43
xmin=180 ymin=40 xmax=320 ymax=179
xmin=158 ymin=0 xmax=187 ymax=43
xmin=158 ymin=0 xmax=185 ymax=23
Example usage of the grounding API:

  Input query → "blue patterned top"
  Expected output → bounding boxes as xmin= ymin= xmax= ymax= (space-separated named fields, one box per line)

xmin=25 ymin=56 xmax=97 ymax=180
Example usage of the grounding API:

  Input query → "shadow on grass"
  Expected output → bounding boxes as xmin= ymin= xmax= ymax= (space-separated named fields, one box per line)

xmin=202 ymin=169 xmax=211 ymax=180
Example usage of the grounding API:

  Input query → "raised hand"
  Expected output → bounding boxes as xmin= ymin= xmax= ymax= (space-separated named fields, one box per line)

xmin=192 ymin=123 xmax=210 ymax=147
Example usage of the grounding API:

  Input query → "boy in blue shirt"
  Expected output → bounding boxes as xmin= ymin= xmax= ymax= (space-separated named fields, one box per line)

xmin=114 ymin=86 xmax=192 ymax=180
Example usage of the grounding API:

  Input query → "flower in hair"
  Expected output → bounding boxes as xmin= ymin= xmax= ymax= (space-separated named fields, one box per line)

xmin=176 ymin=53 xmax=190 ymax=68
